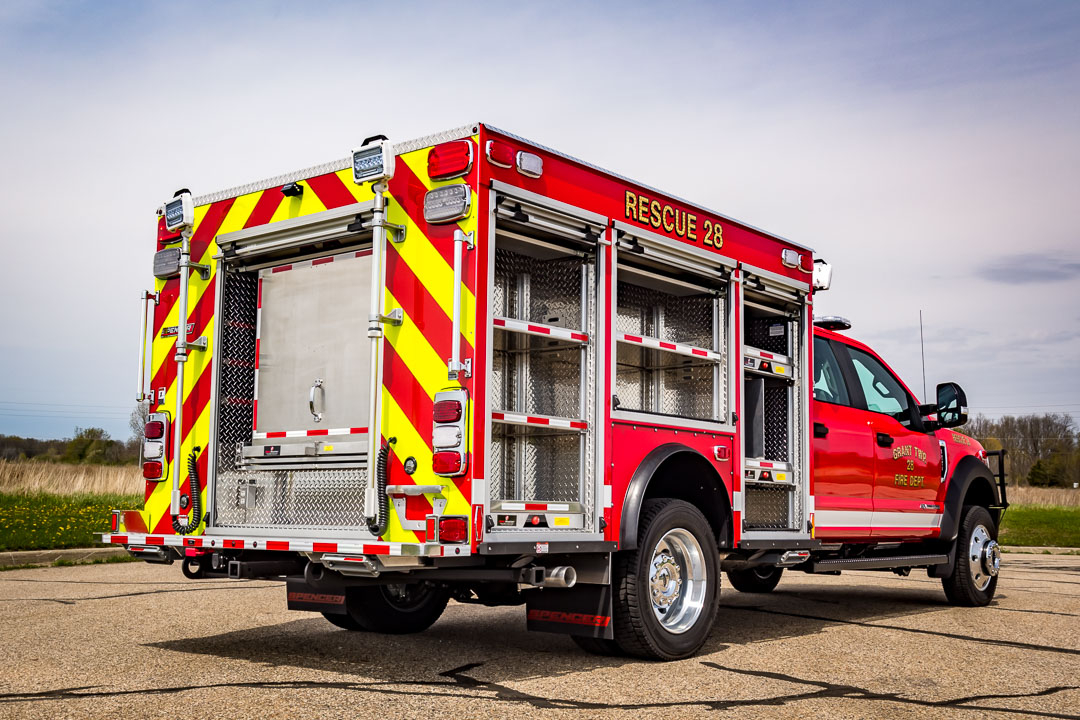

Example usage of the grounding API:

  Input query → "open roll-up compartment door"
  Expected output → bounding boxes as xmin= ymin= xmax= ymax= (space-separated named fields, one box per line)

xmin=613 ymin=219 xmax=733 ymax=285
xmin=493 ymin=180 xmax=606 ymax=255
xmin=216 ymin=201 xmax=375 ymax=267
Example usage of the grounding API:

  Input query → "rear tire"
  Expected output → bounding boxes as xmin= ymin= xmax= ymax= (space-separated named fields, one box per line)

xmin=942 ymin=505 xmax=1000 ymax=606
xmin=612 ymin=499 xmax=720 ymax=660
xmin=347 ymin=582 xmax=450 ymax=634
xmin=726 ymin=566 xmax=783 ymax=593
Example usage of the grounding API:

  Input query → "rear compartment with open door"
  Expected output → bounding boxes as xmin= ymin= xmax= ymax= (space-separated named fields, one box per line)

xmin=209 ymin=203 xmax=379 ymax=535
xmin=484 ymin=183 xmax=607 ymax=540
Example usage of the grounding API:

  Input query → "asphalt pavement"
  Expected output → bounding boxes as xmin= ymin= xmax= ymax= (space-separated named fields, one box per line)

xmin=1 ymin=552 xmax=1077 ymax=719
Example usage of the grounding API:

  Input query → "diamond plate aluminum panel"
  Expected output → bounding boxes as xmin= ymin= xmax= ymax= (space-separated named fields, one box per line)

xmin=490 ymin=424 xmax=581 ymax=503
xmin=492 ymin=331 xmax=582 ymax=419
xmin=660 ymin=364 xmax=717 ymax=418
xmin=494 ymin=248 xmax=584 ymax=329
xmin=745 ymin=315 xmax=790 ymax=355
xmin=216 ymin=467 xmax=368 ymax=530
xmin=616 ymin=282 xmax=714 ymax=349
xmin=763 ymin=381 xmax=790 ymax=462
xmin=744 ymin=483 xmax=792 ymax=529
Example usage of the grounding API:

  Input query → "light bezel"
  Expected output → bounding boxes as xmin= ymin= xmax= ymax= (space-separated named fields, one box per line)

xmin=515 ymin=151 xmax=543 ymax=178
xmin=423 ymin=185 xmax=471 ymax=224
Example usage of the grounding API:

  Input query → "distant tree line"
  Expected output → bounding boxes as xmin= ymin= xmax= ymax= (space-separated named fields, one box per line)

xmin=0 ymin=428 xmax=140 ymax=465
xmin=957 ymin=413 xmax=1079 ymax=488
xmin=0 ymin=404 xmax=148 ymax=465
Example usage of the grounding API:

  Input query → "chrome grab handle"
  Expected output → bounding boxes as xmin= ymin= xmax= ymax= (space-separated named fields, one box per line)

xmin=448 ymin=229 xmax=474 ymax=380
xmin=135 ymin=290 xmax=157 ymax=401
xmin=309 ymin=379 xmax=324 ymax=423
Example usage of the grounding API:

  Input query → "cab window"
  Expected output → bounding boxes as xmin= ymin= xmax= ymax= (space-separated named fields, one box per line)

xmin=813 ymin=337 xmax=850 ymax=406
xmin=847 ymin=346 xmax=913 ymax=425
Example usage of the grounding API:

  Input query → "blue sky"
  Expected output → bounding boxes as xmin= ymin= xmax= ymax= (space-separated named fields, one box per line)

xmin=0 ymin=1 xmax=1078 ymax=439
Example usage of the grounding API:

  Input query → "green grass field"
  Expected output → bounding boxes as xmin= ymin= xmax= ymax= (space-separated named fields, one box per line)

xmin=1 ymin=491 xmax=1078 ymax=552
xmin=999 ymin=505 xmax=1080 ymax=548
xmin=0 ymin=492 xmax=142 ymax=552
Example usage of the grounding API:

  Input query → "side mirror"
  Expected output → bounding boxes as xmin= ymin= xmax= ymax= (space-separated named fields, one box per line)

xmin=935 ymin=382 xmax=968 ymax=428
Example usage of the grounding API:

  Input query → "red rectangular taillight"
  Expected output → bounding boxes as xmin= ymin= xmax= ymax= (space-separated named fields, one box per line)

xmin=485 ymin=140 xmax=515 ymax=168
xmin=110 ymin=511 xmax=119 ymax=532
xmin=438 ymin=516 xmax=468 ymax=544
xmin=142 ymin=461 xmax=163 ymax=479
xmin=433 ymin=400 xmax=462 ymax=423
xmin=144 ymin=420 xmax=165 ymax=439
xmin=428 ymin=140 xmax=473 ymax=181
xmin=433 ymin=451 xmax=465 ymax=476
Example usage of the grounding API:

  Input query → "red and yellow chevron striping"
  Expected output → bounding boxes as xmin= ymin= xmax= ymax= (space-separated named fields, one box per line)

xmin=141 ymin=138 xmax=480 ymax=547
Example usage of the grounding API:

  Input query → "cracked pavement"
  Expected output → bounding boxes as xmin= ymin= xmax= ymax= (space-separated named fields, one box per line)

xmin=0 ymin=553 xmax=1077 ymax=719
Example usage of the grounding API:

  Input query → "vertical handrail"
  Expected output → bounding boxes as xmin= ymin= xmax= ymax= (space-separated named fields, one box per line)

xmin=449 ymin=229 xmax=473 ymax=379
xmin=364 ymin=186 xmax=389 ymax=526
xmin=135 ymin=291 xmax=155 ymax=401
xmin=171 ymin=230 xmax=193 ymax=516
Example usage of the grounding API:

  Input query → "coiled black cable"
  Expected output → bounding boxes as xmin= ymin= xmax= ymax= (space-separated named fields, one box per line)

xmin=366 ymin=437 xmax=395 ymax=537
xmin=172 ymin=447 xmax=203 ymax=535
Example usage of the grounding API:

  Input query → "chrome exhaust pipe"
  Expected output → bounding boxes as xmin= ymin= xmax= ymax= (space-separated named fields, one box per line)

xmin=536 ymin=566 xmax=577 ymax=588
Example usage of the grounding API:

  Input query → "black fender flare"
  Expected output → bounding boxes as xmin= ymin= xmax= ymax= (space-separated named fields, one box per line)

xmin=619 ymin=443 xmax=731 ymax=551
xmin=939 ymin=455 xmax=1001 ymax=543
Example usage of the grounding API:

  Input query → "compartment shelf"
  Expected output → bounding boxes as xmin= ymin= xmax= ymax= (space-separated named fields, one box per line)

xmin=743 ymin=345 xmax=794 ymax=380
xmin=492 ymin=411 xmax=587 ymax=431
xmin=618 ymin=332 xmax=721 ymax=361
xmin=494 ymin=316 xmax=588 ymax=344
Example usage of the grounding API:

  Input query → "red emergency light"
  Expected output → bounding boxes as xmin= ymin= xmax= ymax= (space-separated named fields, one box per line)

xmin=428 ymin=141 xmax=473 ymax=181
xmin=142 ymin=461 xmax=163 ymax=479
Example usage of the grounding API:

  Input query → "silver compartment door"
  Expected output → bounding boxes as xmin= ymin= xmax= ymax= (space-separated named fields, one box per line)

xmin=256 ymin=253 xmax=371 ymax=436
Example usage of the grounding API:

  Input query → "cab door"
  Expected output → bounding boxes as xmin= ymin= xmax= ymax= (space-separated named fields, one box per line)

xmin=811 ymin=336 xmax=874 ymax=540
xmin=842 ymin=345 xmax=942 ymax=539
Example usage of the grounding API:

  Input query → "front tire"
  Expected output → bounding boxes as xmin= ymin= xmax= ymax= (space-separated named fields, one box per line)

xmin=612 ymin=499 xmax=720 ymax=660
xmin=726 ymin=566 xmax=783 ymax=593
xmin=325 ymin=583 xmax=449 ymax=634
xmin=942 ymin=505 xmax=1000 ymax=606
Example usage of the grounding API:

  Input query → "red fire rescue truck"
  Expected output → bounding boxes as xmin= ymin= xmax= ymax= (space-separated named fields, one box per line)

xmin=107 ymin=124 xmax=1008 ymax=659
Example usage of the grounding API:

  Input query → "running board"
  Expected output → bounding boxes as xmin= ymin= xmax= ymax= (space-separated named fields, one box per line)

xmin=807 ymin=553 xmax=949 ymax=573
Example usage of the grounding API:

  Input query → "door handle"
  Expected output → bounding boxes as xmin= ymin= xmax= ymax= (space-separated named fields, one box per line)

xmin=876 ymin=432 xmax=894 ymax=447
xmin=814 ymin=422 xmax=829 ymax=438
xmin=309 ymin=378 xmax=324 ymax=423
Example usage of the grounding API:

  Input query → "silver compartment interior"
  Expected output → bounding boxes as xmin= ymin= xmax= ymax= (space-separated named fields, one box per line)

xmin=741 ymin=289 xmax=804 ymax=533
xmin=488 ymin=231 xmax=594 ymax=521
xmin=493 ymin=331 xmax=582 ymax=418
xmin=490 ymin=423 xmax=582 ymax=503
xmin=212 ymin=264 xmax=367 ymax=532
xmin=614 ymin=275 xmax=725 ymax=421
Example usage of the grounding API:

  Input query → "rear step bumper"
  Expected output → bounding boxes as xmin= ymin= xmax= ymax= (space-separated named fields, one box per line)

xmin=99 ymin=533 xmax=456 ymax=557
xmin=807 ymin=553 xmax=949 ymax=572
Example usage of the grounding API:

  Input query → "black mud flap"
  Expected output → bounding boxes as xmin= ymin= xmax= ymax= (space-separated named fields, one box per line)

xmin=525 ymin=585 xmax=614 ymax=640
xmin=286 ymin=578 xmax=347 ymax=615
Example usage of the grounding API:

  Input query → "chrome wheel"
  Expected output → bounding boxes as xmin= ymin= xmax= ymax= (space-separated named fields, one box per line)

xmin=649 ymin=528 xmax=707 ymax=634
xmin=968 ymin=524 xmax=1000 ymax=592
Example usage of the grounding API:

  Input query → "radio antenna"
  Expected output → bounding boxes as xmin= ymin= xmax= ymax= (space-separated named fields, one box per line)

xmin=919 ymin=310 xmax=928 ymax=401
